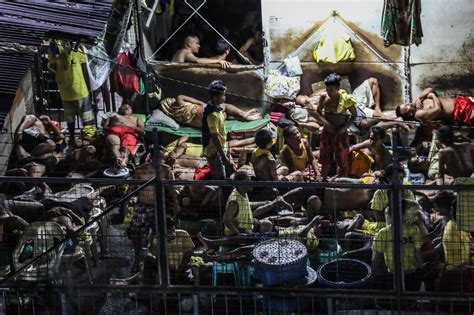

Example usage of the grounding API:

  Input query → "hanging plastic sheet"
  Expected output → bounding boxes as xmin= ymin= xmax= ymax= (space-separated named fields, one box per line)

xmin=85 ymin=0 xmax=134 ymax=91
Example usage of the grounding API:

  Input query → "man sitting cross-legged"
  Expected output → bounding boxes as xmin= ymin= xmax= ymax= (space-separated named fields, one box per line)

xmin=279 ymin=126 xmax=319 ymax=181
xmin=436 ymin=125 xmax=473 ymax=184
xmin=251 ymin=128 xmax=304 ymax=182
xmin=196 ymin=171 xmax=298 ymax=262
xmin=349 ymin=126 xmax=392 ymax=172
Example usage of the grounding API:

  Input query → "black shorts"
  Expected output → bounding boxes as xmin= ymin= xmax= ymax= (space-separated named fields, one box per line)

xmin=43 ymin=196 xmax=93 ymax=217
xmin=20 ymin=131 xmax=49 ymax=153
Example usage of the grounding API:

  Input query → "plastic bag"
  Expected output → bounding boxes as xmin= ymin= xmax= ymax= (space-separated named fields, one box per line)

xmin=265 ymin=70 xmax=301 ymax=99
xmin=284 ymin=56 xmax=303 ymax=77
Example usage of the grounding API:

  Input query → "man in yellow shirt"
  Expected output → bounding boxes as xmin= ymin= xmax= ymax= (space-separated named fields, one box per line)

xmin=315 ymin=73 xmax=357 ymax=181
xmin=370 ymin=164 xmax=416 ymax=223
xmin=441 ymin=214 xmax=473 ymax=292
xmin=144 ymin=217 xmax=196 ymax=284
xmin=371 ymin=200 xmax=424 ymax=291
xmin=201 ymin=80 xmax=236 ymax=179
xmin=49 ymin=40 xmax=93 ymax=145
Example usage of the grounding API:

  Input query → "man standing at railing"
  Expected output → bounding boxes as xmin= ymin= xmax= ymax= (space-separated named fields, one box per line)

xmin=201 ymin=80 xmax=237 ymax=179
xmin=127 ymin=151 xmax=178 ymax=273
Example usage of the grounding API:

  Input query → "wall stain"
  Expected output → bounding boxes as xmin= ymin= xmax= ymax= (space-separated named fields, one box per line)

xmin=155 ymin=66 xmax=264 ymax=110
xmin=343 ymin=19 xmax=402 ymax=62
xmin=270 ymin=22 xmax=323 ymax=61
xmin=420 ymin=72 xmax=474 ymax=96
xmin=269 ymin=18 xmax=401 ymax=62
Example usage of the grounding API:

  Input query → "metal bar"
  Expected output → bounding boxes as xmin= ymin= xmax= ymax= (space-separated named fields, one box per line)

xmin=148 ymin=0 xmax=207 ymax=60
xmin=7 ymin=285 xmax=474 ymax=301
xmin=0 ymin=174 xmax=466 ymax=190
xmin=152 ymin=131 xmax=170 ymax=288
xmin=145 ymin=0 xmax=160 ymax=28
xmin=390 ymin=129 xmax=403 ymax=314
xmin=0 ymin=176 xmax=157 ymax=285
xmin=0 ymin=176 xmax=150 ymax=185
xmin=133 ymin=0 xmax=150 ymax=113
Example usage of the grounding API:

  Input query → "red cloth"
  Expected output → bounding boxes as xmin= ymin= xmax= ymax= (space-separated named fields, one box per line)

xmin=193 ymin=165 xmax=211 ymax=181
xmin=453 ymin=96 xmax=474 ymax=125
xmin=108 ymin=126 xmax=138 ymax=155
xmin=113 ymin=52 xmax=140 ymax=97
xmin=269 ymin=112 xmax=283 ymax=123
xmin=319 ymin=128 xmax=349 ymax=169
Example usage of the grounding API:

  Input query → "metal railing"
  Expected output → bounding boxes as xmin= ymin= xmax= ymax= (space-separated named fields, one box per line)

xmin=0 ymin=131 xmax=472 ymax=314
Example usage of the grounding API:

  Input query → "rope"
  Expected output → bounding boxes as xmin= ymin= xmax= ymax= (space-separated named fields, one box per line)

xmin=44 ymin=42 xmax=474 ymax=131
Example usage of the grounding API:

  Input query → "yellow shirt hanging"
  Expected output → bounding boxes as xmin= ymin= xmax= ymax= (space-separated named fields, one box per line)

xmin=313 ymin=20 xmax=356 ymax=63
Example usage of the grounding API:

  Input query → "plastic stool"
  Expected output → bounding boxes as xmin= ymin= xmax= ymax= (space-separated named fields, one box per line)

xmin=212 ymin=261 xmax=238 ymax=286
xmin=235 ymin=264 xmax=254 ymax=287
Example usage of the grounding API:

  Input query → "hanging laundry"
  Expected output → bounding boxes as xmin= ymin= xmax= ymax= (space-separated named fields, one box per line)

xmin=381 ymin=0 xmax=423 ymax=47
xmin=313 ymin=19 xmax=356 ymax=63
xmin=113 ymin=51 xmax=140 ymax=98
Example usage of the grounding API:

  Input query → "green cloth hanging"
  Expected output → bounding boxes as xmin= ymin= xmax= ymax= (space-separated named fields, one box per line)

xmin=381 ymin=0 xmax=423 ymax=47
xmin=139 ymin=76 xmax=145 ymax=95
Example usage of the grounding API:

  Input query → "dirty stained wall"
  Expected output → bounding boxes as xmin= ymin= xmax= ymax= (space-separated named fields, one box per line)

xmin=262 ymin=0 xmax=405 ymax=109
xmin=262 ymin=0 xmax=473 ymax=108
xmin=409 ymin=0 xmax=474 ymax=98
xmin=151 ymin=63 xmax=265 ymax=110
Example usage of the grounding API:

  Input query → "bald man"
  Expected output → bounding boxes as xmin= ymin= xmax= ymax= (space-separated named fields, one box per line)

xmin=171 ymin=35 xmax=231 ymax=69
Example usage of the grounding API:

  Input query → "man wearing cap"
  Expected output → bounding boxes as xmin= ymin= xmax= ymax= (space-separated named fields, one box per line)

xmin=201 ymin=80 xmax=236 ymax=179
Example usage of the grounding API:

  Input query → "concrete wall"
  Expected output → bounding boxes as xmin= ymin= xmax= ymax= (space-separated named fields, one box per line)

xmin=0 ymin=69 xmax=34 ymax=175
xmin=152 ymin=63 xmax=265 ymax=111
xmin=262 ymin=0 xmax=473 ymax=108
xmin=409 ymin=0 xmax=474 ymax=98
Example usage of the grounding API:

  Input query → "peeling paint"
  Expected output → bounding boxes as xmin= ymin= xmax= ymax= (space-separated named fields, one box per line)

xmin=269 ymin=18 xmax=402 ymax=63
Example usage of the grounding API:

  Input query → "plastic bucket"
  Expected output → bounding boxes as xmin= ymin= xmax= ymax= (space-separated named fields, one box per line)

xmin=317 ymin=259 xmax=371 ymax=288
xmin=313 ymin=239 xmax=342 ymax=265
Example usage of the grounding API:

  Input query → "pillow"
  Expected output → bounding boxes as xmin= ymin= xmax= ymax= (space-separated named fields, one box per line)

xmin=133 ymin=113 xmax=147 ymax=122
xmin=146 ymin=108 xmax=180 ymax=130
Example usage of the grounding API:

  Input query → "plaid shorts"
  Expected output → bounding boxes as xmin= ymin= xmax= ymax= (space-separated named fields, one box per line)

xmin=63 ymin=97 xmax=94 ymax=124
xmin=126 ymin=203 xmax=156 ymax=245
